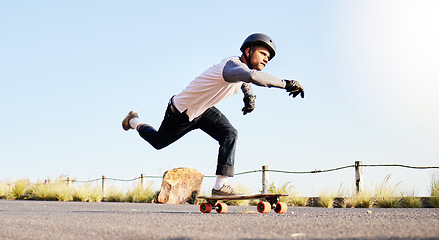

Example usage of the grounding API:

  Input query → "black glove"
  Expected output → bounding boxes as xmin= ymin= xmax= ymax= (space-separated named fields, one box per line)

xmin=284 ymin=80 xmax=305 ymax=98
xmin=242 ymin=95 xmax=256 ymax=115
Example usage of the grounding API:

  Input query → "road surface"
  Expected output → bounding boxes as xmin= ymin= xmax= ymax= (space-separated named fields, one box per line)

xmin=0 ymin=200 xmax=438 ymax=239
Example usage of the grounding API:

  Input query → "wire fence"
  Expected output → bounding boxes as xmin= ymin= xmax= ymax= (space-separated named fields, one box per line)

xmin=70 ymin=162 xmax=439 ymax=183
xmin=19 ymin=162 xmax=438 ymax=197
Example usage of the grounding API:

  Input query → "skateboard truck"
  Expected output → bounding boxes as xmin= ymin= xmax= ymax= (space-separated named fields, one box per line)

xmin=266 ymin=196 xmax=280 ymax=209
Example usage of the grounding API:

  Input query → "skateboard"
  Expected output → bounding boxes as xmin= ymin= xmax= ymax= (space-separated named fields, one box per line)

xmin=197 ymin=193 xmax=288 ymax=214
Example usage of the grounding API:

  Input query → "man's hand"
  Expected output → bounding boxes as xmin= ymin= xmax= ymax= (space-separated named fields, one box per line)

xmin=242 ymin=95 xmax=256 ymax=115
xmin=284 ymin=80 xmax=305 ymax=98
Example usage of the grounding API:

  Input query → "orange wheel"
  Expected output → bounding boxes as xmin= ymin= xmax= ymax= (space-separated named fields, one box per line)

xmin=215 ymin=202 xmax=228 ymax=213
xmin=257 ymin=201 xmax=271 ymax=213
xmin=274 ymin=202 xmax=288 ymax=213
xmin=200 ymin=203 xmax=212 ymax=213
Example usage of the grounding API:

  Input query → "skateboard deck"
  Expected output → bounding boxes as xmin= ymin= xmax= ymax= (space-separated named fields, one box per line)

xmin=197 ymin=193 xmax=288 ymax=214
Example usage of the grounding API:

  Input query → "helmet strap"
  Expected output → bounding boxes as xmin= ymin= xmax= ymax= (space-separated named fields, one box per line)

xmin=244 ymin=43 xmax=254 ymax=69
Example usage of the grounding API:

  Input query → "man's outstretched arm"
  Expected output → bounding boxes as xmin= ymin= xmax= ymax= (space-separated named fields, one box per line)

xmin=222 ymin=58 xmax=286 ymax=88
xmin=223 ymin=58 xmax=304 ymax=98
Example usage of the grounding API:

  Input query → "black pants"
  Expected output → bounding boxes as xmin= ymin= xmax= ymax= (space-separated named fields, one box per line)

xmin=138 ymin=102 xmax=237 ymax=177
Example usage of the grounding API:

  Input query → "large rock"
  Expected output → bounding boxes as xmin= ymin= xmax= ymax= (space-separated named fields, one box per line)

xmin=157 ymin=167 xmax=204 ymax=204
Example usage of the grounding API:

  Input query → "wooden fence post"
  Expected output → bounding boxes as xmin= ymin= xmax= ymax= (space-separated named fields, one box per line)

xmin=262 ymin=166 xmax=269 ymax=194
xmin=102 ymin=175 xmax=106 ymax=198
xmin=66 ymin=177 xmax=71 ymax=186
xmin=140 ymin=174 xmax=144 ymax=187
xmin=355 ymin=161 xmax=363 ymax=194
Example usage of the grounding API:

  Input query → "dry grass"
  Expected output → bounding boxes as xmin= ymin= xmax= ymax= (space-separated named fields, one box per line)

xmin=400 ymin=193 xmax=422 ymax=208
xmin=0 ymin=182 xmax=10 ymax=198
xmin=29 ymin=177 xmax=73 ymax=201
xmin=317 ymin=191 xmax=334 ymax=208
xmin=104 ymin=187 xmax=125 ymax=202
xmin=288 ymin=196 xmax=309 ymax=207
xmin=9 ymin=179 xmax=31 ymax=199
xmin=1 ymin=177 xmax=156 ymax=203
xmin=345 ymin=191 xmax=374 ymax=208
xmin=1 ymin=174 xmax=438 ymax=208
xmin=268 ymin=182 xmax=309 ymax=207
xmin=374 ymin=175 xmax=401 ymax=208
xmin=125 ymin=182 xmax=156 ymax=203
xmin=72 ymin=184 xmax=103 ymax=202
xmin=430 ymin=176 xmax=439 ymax=208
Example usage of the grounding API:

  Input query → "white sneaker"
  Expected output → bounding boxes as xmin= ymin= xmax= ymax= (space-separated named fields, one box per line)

xmin=211 ymin=184 xmax=243 ymax=196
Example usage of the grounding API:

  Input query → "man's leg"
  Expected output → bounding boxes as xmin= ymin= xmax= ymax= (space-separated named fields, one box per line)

xmin=196 ymin=107 xmax=242 ymax=196
xmin=124 ymin=105 xmax=241 ymax=195
xmin=197 ymin=106 xmax=237 ymax=177
xmin=124 ymin=105 xmax=196 ymax=150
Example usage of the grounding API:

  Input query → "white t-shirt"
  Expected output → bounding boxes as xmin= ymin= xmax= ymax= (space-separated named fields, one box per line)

xmin=173 ymin=56 xmax=285 ymax=121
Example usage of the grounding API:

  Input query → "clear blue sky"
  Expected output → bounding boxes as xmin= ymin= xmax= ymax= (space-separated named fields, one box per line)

xmin=1 ymin=0 xmax=438 ymax=196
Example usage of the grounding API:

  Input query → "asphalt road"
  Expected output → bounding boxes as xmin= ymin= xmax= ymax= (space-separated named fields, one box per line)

xmin=0 ymin=200 xmax=438 ymax=240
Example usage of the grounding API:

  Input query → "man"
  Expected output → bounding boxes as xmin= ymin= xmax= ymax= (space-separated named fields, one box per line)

xmin=122 ymin=33 xmax=304 ymax=196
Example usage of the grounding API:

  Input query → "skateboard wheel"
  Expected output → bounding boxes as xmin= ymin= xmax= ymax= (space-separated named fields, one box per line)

xmin=215 ymin=203 xmax=228 ymax=213
xmin=274 ymin=202 xmax=288 ymax=213
xmin=257 ymin=201 xmax=271 ymax=213
xmin=200 ymin=203 xmax=212 ymax=213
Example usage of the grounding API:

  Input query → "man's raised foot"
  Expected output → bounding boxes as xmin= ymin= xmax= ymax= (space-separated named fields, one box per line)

xmin=122 ymin=110 xmax=139 ymax=131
